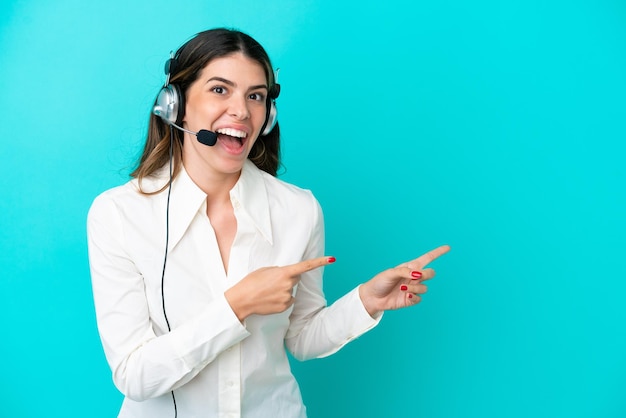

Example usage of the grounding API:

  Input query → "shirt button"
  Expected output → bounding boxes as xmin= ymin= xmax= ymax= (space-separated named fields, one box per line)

xmin=227 ymin=380 xmax=235 ymax=387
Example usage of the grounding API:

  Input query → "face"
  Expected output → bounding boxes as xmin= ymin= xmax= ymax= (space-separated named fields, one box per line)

xmin=182 ymin=52 xmax=269 ymax=177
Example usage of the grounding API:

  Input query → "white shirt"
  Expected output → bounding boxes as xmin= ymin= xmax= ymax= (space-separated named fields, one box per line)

xmin=87 ymin=160 xmax=381 ymax=418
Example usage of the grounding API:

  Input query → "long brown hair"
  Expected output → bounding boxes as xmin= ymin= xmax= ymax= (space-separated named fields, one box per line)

xmin=131 ymin=28 xmax=281 ymax=193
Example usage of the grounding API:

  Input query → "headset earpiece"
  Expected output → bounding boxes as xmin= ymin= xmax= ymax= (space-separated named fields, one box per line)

xmin=153 ymin=83 xmax=185 ymax=125
xmin=153 ymin=55 xmax=185 ymax=126
xmin=262 ymin=100 xmax=277 ymax=136
xmin=261 ymin=83 xmax=280 ymax=136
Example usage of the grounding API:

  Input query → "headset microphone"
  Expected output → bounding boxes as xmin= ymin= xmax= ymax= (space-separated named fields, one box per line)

xmin=194 ymin=129 xmax=218 ymax=146
xmin=154 ymin=112 xmax=218 ymax=146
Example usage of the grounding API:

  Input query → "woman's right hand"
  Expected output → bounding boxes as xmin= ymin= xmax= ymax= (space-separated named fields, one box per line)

xmin=225 ymin=256 xmax=335 ymax=321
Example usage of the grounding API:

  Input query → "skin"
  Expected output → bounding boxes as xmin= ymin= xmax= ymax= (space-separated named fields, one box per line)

xmin=179 ymin=52 xmax=451 ymax=322
xmin=358 ymin=244 xmax=451 ymax=316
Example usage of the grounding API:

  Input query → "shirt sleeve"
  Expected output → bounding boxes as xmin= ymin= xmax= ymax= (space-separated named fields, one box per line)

xmin=87 ymin=192 xmax=250 ymax=402
xmin=284 ymin=194 xmax=382 ymax=361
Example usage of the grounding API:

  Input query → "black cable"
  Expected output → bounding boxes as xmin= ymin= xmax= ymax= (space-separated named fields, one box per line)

xmin=161 ymin=127 xmax=174 ymax=331
xmin=160 ymin=125 xmax=178 ymax=418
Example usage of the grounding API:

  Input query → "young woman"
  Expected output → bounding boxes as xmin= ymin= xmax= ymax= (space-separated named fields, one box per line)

xmin=87 ymin=28 xmax=449 ymax=418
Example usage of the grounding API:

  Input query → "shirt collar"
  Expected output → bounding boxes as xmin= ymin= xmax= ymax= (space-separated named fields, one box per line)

xmin=166 ymin=165 xmax=207 ymax=251
xmin=164 ymin=159 xmax=273 ymax=251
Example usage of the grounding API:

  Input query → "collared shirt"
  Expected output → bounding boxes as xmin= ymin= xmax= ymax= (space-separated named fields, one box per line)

xmin=87 ymin=160 xmax=381 ymax=418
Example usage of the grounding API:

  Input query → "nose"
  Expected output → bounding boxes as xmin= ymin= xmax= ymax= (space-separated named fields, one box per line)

xmin=227 ymin=94 xmax=250 ymax=120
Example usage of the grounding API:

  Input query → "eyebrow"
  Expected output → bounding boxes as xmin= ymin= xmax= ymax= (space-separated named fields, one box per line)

xmin=207 ymin=76 xmax=268 ymax=91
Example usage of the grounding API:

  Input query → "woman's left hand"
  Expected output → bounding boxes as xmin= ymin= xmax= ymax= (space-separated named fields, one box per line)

xmin=358 ymin=245 xmax=451 ymax=317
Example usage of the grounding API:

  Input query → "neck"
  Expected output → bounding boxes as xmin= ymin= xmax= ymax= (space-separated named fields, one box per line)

xmin=182 ymin=159 xmax=243 ymax=202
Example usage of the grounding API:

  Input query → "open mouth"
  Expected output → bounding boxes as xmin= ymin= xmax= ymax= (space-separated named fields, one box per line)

xmin=216 ymin=127 xmax=247 ymax=152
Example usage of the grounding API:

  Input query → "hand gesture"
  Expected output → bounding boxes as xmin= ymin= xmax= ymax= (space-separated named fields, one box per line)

xmin=359 ymin=245 xmax=450 ymax=316
xmin=225 ymin=256 xmax=336 ymax=321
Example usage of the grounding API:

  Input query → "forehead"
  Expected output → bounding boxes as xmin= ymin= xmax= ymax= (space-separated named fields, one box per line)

xmin=200 ymin=52 xmax=267 ymax=84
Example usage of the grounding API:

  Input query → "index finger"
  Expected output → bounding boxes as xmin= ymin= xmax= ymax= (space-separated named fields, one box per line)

xmin=284 ymin=256 xmax=336 ymax=276
xmin=407 ymin=245 xmax=451 ymax=270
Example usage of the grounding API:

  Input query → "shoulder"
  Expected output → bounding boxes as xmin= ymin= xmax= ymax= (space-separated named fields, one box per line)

xmin=263 ymin=170 xmax=314 ymax=197
xmin=87 ymin=174 xmax=167 ymax=224
xmin=88 ymin=181 xmax=136 ymax=224
xmin=257 ymin=168 xmax=321 ymax=212
xmin=258 ymin=170 xmax=325 ymax=236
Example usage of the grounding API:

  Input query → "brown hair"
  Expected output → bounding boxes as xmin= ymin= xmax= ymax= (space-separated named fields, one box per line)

xmin=131 ymin=28 xmax=281 ymax=193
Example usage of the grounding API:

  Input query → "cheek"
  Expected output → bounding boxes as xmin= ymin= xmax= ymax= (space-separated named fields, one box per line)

xmin=253 ymin=103 xmax=268 ymax=125
xmin=250 ymin=113 xmax=266 ymax=139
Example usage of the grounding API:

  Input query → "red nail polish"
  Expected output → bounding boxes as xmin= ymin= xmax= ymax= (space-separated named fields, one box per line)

xmin=328 ymin=257 xmax=336 ymax=263
xmin=411 ymin=271 xmax=422 ymax=278
xmin=408 ymin=294 xmax=414 ymax=299
xmin=400 ymin=285 xmax=408 ymax=291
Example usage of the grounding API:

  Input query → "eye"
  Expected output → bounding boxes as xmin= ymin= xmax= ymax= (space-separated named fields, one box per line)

xmin=211 ymin=85 xmax=227 ymax=95
xmin=249 ymin=92 xmax=266 ymax=102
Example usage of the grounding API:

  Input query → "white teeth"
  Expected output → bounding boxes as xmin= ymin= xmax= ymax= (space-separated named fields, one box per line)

xmin=216 ymin=128 xmax=247 ymax=138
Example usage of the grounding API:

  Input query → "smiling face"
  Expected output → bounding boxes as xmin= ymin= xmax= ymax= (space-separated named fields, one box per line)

xmin=182 ymin=52 xmax=269 ymax=180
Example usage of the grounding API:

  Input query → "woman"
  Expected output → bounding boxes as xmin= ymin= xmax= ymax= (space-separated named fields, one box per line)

xmin=87 ymin=28 xmax=449 ymax=418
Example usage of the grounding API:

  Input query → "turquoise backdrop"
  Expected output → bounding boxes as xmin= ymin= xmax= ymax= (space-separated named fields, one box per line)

xmin=1 ymin=0 xmax=625 ymax=417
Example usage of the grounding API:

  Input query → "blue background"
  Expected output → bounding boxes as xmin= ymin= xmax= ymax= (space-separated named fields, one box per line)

xmin=1 ymin=0 xmax=625 ymax=417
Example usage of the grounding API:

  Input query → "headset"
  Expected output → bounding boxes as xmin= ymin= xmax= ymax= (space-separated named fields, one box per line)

xmin=152 ymin=52 xmax=280 ymax=138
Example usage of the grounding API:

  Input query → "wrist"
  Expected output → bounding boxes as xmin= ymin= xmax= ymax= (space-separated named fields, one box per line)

xmin=358 ymin=283 xmax=381 ymax=318
xmin=224 ymin=287 xmax=251 ymax=322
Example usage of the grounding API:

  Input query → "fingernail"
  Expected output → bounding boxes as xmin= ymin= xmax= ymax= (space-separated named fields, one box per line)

xmin=400 ymin=285 xmax=408 ymax=291
xmin=411 ymin=271 xmax=422 ymax=279
xmin=408 ymin=294 xmax=414 ymax=299
xmin=328 ymin=257 xmax=336 ymax=263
